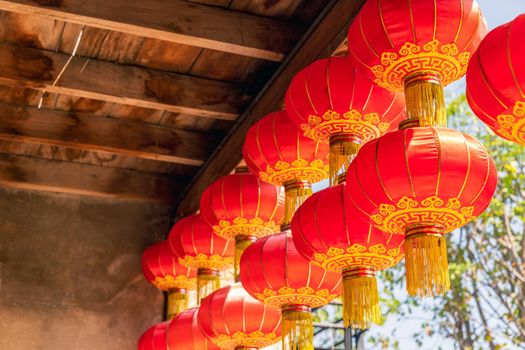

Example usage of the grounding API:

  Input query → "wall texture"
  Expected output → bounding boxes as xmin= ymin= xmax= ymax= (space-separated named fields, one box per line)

xmin=0 ymin=188 xmax=171 ymax=350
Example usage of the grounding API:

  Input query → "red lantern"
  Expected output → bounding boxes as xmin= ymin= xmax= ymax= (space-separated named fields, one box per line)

xmin=291 ymin=181 xmax=403 ymax=329
xmin=168 ymin=214 xmax=234 ymax=303
xmin=198 ymin=283 xmax=282 ymax=350
xmin=138 ymin=322 xmax=168 ymax=350
xmin=243 ymin=110 xmax=329 ymax=225
xmin=466 ymin=14 xmax=525 ymax=145
xmin=348 ymin=0 xmax=487 ymax=127
xmin=166 ymin=308 xmax=220 ymax=350
xmin=200 ymin=169 xmax=284 ymax=276
xmin=285 ymin=56 xmax=405 ymax=184
xmin=240 ymin=231 xmax=340 ymax=349
xmin=345 ymin=127 xmax=497 ymax=297
xmin=142 ymin=241 xmax=196 ymax=319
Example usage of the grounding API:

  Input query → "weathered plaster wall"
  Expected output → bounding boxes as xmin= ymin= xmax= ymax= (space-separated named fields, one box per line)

xmin=0 ymin=188 xmax=171 ymax=350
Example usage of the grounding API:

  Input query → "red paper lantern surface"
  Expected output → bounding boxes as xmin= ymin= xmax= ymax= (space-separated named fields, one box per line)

xmin=138 ymin=322 xmax=169 ymax=350
xmin=166 ymin=308 xmax=220 ymax=350
xmin=200 ymin=170 xmax=284 ymax=240
xmin=198 ymin=283 xmax=282 ymax=350
xmin=142 ymin=241 xmax=196 ymax=292
xmin=466 ymin=14 xmax=525 ymax=145
xmin=347 ymin=0 xmax=487 ymax=92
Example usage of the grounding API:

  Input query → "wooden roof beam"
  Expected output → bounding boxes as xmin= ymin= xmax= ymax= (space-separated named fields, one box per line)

xmin=175 ymin=0 xmax=367 ymax=217
xmin=0 ymin=0 xmax=304 ymax=62
xmin=0 ymin=103 xmax=218 ymax=166
xmin=0 ymin=42 xmax=245 ymax=120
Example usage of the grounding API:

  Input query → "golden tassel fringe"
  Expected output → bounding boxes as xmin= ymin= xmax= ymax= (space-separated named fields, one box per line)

xmin=234 ymin=235 xmax=257 ymax=280
xmin=283 ymin=180 xmax=313 ymax=226
xmin=282 ymin=306 xmax=314 ymax=350
xmin=197 ymin=269 xmax=220 ymax=304
xmin=404 ymin=227 xmax=450 ymax=297
xmin=404 ymin=74 xmax=447 ymax=128
xmin=329 ymin=135 xmax=361 ymax=186
xmin=342 ymin=270 xmax=380 ymax=329
xmin=166 ymin=289 xmax=188 ymax=320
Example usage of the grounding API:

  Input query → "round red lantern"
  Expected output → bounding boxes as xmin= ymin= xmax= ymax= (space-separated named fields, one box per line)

xmin=200 ymin=168 xmax=284 ymax=276
xmin=243 ymin=110 xmax=329 ymax=225
xmin=347 ymin=0 xmax=487 ymax=127
xmin=466 ymin=14 xmax=525 ymax=145
xmin=198 ymin=283 xmax=282 ymax=349
xmin=240 ymin=231 xmax=341 ymax=349
xmin=168 ymin=214 xmax=234 ymax=303
xmin=138 ymin=322 xmax=168 ymax=350
xmin=166 ymin=308 xmax=220 ymax=350
xmin=142 ymin=241 xmax=196 ymax=319
xmin=291 ymin=181 xmax=404 ymax=329
xmin=285 ymin=56 xmax=405 ymax=184
xmin=345 ymin=126 xmax=497 ymax=297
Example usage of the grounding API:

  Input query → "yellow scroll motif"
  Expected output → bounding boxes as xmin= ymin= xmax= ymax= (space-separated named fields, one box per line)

xmin=214 ymin=331 xmax=280 ymax=349
xmin=259 ymin=158 xmax=329 ymax=185
xmin=301 ymin=109 xmax=389 ymax=144
xmin=313 ymin=244 xmax=402 ymax=273
xmin=214 ymin=217 xmax=279 ymax=240
xmin=254 ymin=286 xmax=339 ymax=309
xmin=181 ymin=253 xmax=233 ymax=271
xmin=153 ymin=275 xmax=196 ymax=291
xmin=371 ymin=196 xmax=475 ymax=235
xmin=496 ymin=101 xmax=525 ymax=145
xmin=372 ymin=40 xmax=471 ymax=91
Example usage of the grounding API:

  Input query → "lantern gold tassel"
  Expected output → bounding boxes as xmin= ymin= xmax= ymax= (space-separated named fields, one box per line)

xmin=404 ymin=223 xmax=450 ymax=297
xmin=342 ymin=268 xmax=380 ymax=329
xmin=404 ymin=73 xmax=447 ymax=128
xmin=166 ymin=288 xmax=188 ymax=320
xmin=283 ymin=180 xmax=313 ymax=226
xmin=234 ymin=235 xmax=257 ymax=280
xmin=282 ymin=305 xmax=314 ymax=350
xmin=329 ymin=134 xmax=361 ymax=186
xmin=197 ymin=269 xmax=220 ymax=304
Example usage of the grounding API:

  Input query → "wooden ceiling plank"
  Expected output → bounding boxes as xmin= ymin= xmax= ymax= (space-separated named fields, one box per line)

xmin=0 ymin=103 xmax=219 ymax=166
xmin=175 ymin=0 xmax=366 ymax=217
xmin=0 ymin=0 xmax=304 ymax=61
xmin=0 ymin=42 xmax=245 ymax=120
xmin=0 ymin=152 xmax=184 ymax=202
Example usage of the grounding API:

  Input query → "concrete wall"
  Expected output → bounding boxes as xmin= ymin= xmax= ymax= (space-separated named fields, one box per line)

xmin=0 ymin=188 xmax=171 ymax=350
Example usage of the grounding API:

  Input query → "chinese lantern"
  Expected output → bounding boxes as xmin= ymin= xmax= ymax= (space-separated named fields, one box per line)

xmin=345 ymin=126 xmax=497 ymax=297
xmin=166 ymin=308 xmax=220 ymax=350
xmin=347 ymin=0 xmax=487 ymax=127
xmin=138 ymin=322 xmax=168 ymax=350
xmin=285 ymin=56 xmax=405 ymax=184
xmin=198 ymin=283 xmax=282 ymax=350
xmin=200 ymin=168 xmax=284 ymax=276
xmin=466 ymin=14 xmax=525 ymax=145
xmin=243 ymin=110 xmax=329 ymax=225
xmin=168 ymin=214 xmax=234 ymax=303
xmin=240 ymin=231 xmax=340 ymax=349
xmin=291 ymin=180 xmax=404 ymax=329
xmin=142 ymin=241 xmax=196 ymax=319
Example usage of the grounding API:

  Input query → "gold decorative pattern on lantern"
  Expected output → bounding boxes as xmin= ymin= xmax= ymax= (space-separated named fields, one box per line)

xmin=301 ymin=109 xmax=389 ymax=144
xmin=214 ymin=217 xmax=279 ymax=240
xmin=496 ymin=101 xmax=525 ymax=145
xmin=371 ymin=40 xmax=470 ymax=91
xmin=258 ymin=158 xmax=329 ymax=185
xmin=254 ymin=286 xmax=339 ymax=309
xmin=370 ymin=196 xmax=475 ymax=235
xmin=313 ymin=244 xmax=402 ymax=272
xmin=181 ymin=253 xmax=233 ymax=271
xmin=153 ymin=275 xmax=196 ymax=291
xmin=213 ymin=331 xmax=279 ymax=349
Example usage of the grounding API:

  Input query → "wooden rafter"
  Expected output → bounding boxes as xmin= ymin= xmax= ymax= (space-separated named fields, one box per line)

xmin=175 ymin=0 xmax=367 ymax=217
xmin=0 ymin=0 xmax=304 ymax=62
